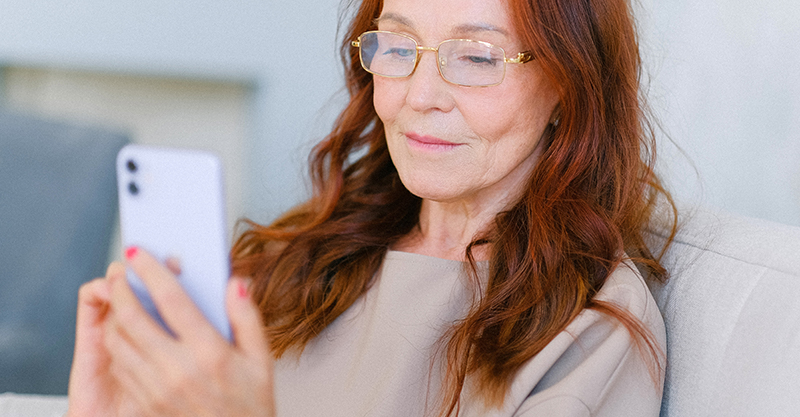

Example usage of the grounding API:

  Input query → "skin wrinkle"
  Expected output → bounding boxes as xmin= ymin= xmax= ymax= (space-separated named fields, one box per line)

xmin=375 ymin=0 xmax=559 ymax=261
xmin=376 ymin=13 xmax=511 ymax=38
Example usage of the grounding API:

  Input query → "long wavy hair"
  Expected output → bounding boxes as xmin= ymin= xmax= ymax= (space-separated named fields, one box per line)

xmin=232 ymin=0 xmax=676 ymax=414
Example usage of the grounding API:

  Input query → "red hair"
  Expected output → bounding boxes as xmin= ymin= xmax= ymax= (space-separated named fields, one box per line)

xmin=232 ymin=0 xmax=676 ymax=414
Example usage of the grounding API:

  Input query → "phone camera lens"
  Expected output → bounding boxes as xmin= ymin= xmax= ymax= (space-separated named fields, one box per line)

xmin=128 ymin=181 xmax=139 ymax=195
xmin=126 ymin=159 xmax=138 ymax=173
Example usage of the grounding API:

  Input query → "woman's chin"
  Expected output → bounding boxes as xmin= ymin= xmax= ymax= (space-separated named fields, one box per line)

xmin=400 ymin=178 xmax=470 ymax=204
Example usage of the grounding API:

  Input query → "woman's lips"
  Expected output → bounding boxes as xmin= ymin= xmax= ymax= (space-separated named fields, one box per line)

xmin=405 ymin=133 xmax=461 ymax=151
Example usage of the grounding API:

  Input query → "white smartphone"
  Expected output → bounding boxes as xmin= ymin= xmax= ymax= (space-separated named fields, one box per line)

xmin=116 ymin=144 xmax=232 ymax=341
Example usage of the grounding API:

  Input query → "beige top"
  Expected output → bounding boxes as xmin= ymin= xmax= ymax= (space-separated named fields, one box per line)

xmin=274 ymin=251 xmax=666 ymax=417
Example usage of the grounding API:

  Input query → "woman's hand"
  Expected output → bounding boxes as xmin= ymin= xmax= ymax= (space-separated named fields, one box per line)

xmin=66 ymin=264 xmax=124 ymax=417
xmin=67 ymin=248 xmax=275 ymax=417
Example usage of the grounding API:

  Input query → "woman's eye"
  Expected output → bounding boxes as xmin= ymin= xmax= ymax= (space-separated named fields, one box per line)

xmin=383 ymin=47 xmax=415 ymax=58
xmin=463 ymin=55 xmax=497 ymax=66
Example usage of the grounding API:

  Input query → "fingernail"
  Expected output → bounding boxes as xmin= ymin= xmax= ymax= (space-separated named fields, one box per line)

xmin=125 ymin=246 xmax=138 ymax=260
xmin=238 ymin=280 xmax=249 ymax=299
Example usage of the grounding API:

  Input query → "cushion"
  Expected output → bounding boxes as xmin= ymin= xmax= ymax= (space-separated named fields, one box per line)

xmin=646 ymin=206 xmax=800 ymax=416
xmin=0 ymin=110 xmax=128 ymax=395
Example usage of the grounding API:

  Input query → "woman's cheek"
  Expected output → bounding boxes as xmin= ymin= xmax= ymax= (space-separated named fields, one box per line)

xmin=373 ymin=78 xmax=404 ymax=126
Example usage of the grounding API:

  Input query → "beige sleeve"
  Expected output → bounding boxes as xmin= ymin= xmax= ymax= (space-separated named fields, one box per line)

xmin=516 ymin=395 xmax=592 ymax=416
xmin=511 ymin=264 xmax=666 ymax=417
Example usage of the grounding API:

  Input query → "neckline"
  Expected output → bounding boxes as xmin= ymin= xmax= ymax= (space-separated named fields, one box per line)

xmin=385 ymin=249 xmax=490 ymax=268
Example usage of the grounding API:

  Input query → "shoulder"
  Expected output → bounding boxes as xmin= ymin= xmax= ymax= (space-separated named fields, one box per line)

xmin=466 ymin=261 xmax=666 ymax=417
xmin=595 ymin=259 xmax=664 ymax=327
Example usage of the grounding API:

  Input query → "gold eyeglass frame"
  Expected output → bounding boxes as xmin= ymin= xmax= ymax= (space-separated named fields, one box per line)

xmin=351 ymin=30 xmax=534 ymax=87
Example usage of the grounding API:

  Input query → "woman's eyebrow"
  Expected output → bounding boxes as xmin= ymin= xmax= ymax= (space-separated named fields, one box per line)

xmin=452 ymin=23 xmax=509 ymax=37
xmin=374 ymin=13 xmax=414 ymax=28
xmin=375 ymin=13 xmax=508 ymax=37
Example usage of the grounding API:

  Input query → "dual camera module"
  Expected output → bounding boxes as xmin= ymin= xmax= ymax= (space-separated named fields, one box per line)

xmin=126 ymin=159 xmax=140 ymax=195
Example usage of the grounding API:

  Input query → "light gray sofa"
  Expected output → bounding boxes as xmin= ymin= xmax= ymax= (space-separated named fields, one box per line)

xmin=1 ymin=206 xmax=799 ymax=416
xmin=646 ymin=206 xmax=800 ymax=416
xmin=0 ymin=110 xmax=128 ymax=396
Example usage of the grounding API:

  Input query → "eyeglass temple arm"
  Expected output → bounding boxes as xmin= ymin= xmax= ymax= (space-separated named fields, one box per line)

xmin=507 ymin=52 xmax=534 ymax=64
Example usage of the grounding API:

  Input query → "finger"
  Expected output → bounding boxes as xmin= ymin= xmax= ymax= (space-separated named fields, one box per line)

xmin=110 ymin=356 xmax=169 ymax=417
xmin=108 ymin=266 xmax=176 ymax=357
xmin=124 ymin=246 xmax=222 ymax=345
xmin=105 ymin=318 xmax=157 ymax=396
xmin=72 ymin=264 xmax=119 ymax=355
xmin=106 ymin=261 xmax=126 ymax=282
xmin=106 ymin=325 xmax=195 ymax=417
xmin=165 ymin=257 xmax=182 ymax=276
xmin=117 ymin=394 xmax=147 ymax=417
xmin=69 ymin=276 xmax=113 ymax=397
xmin=74 ymin=261 xmax=122 ymax=329
xmin=226 ymin=278 xmax=270 ymax=363
xmin=74 ymin=276 xmax=112 ymax=337
xmin=104 ymin=305 xmax=180 ymax=417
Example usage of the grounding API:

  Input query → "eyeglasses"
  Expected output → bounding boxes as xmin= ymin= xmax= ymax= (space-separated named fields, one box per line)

xmin=351 ymin=31 xmax=534 ymax=87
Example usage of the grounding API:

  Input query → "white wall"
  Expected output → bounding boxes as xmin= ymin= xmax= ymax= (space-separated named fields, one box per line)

xmin=1 ymin=0 xmax=798 ymax=226
xmin=639 ymin=0 xmax=800 ymax=225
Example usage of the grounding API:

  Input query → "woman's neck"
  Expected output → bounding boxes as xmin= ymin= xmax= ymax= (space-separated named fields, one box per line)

xmin=393 ymin=198 xmax=504 ymax=261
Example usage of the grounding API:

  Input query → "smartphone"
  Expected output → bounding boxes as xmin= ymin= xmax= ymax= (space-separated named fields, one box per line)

xmin=116 ymin=144 xmax=232 ymax=341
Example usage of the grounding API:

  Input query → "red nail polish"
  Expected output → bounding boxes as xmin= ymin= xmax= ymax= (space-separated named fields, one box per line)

xmin=238 ymin=281 xmax=248 ymax=299
xmin=125 ymin=246 xmax=138 ymax=260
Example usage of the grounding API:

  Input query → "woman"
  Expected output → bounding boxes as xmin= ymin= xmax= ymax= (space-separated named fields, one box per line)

xmin=67 ymin=0 xmax=675 ymax=415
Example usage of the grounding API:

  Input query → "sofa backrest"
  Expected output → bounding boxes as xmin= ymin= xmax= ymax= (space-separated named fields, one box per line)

xmin=646 ymin=207 xmax=800 ymax=416
xmin=0 ymin=110 xmax=129 ymax=395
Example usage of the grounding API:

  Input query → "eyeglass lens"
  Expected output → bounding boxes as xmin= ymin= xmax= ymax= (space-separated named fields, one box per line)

xmin=358 ymin=32 xmax=507 ymax=87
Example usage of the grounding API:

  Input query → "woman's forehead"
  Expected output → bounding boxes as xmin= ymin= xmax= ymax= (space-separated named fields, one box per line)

xmin=377 ymin=0 xmax=514 ymax=39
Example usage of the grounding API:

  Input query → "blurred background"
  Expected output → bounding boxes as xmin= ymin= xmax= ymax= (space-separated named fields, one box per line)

xmin=0 ymin=0 xmax=797 ymax=395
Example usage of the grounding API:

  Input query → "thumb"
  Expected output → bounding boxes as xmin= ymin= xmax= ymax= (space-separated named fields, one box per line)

xmin=226 ymin=278 xmax=270 ymax=360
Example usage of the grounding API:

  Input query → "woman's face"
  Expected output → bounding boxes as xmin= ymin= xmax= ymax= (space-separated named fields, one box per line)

xmin=374 ymin=0 xmax=559 ymax=209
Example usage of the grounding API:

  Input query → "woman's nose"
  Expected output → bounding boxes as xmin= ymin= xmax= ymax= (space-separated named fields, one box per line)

xmin=404 ymin=51 xmax=455 ymax=113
